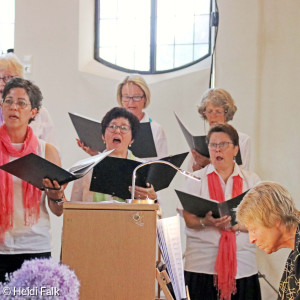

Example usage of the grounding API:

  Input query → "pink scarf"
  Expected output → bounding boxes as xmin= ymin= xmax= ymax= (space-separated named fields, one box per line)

xmin=0 ymin=125 xmax=42 ymax=242
xmin=208 ymin=171 xmax=243 ymax=300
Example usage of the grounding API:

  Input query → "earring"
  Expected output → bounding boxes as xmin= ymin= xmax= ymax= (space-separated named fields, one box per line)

xmin=103 ymin=140 xmax=106 ymax=144
xmin=129 ymin=144 xmax=132 ymax=148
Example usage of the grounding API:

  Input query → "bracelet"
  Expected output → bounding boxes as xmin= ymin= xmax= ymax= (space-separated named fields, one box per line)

xmin=49 ymin=195 xmax=65 ymax=203
xmin=199 ymin=218 xmax=206 ymax=228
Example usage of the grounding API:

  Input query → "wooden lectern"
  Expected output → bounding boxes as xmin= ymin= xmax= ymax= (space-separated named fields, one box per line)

xmin=61 ymin=202 xmax=159 ymax=300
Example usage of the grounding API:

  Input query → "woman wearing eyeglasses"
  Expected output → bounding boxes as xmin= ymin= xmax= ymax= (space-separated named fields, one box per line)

xmin=180 ymin=123 xmax=261 ymax=300
xmin=77 ymin=74 xmax=168 ymax=160
xmin=0 ymin=78 xmax=65 ymax=282
xmin=71 ymin=107 xmax=158 ymax=202
xmin=190 ymin=88 xmax=250 ymax=172
xmin=0 ymin=53 xmax=59 ymax=150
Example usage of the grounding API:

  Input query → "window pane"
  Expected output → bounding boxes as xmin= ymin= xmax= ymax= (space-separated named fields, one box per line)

xmin=156 ymin=45 xmax=174 ymax=71
xmin=100 ymin=0 xmax=117 ymax=19
xmin=194 ymin=44 xmax=209 ymax=60
xmin=194 ymin=15 xmax=210 ymax=44
xmin=0 ymin=0 xmax=15 ymax=54
xmin=195 ymin=0 xmax=211 ymax=14
xmin=99 ymin=20 xmax=117 ymax=47
xmin=157 ymin=17 xmax=175 ymax=45
xmin=174 ymin=45 xmax=193 ymax=67
xmin=134 ymin=46 xmax=150 ymax=71
xmin=174 ymin=16 xmax=194 ymax=44
xmin=99 ymin=47 xmax=116 ymax=64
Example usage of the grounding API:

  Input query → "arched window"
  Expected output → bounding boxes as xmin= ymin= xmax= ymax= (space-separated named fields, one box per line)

xmin=95 ymin=0 xmax=212 ymax=74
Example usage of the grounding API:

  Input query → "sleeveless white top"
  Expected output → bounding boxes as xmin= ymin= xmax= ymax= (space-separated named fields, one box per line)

xmin=0 ymin=139 xmax=52 ymax=254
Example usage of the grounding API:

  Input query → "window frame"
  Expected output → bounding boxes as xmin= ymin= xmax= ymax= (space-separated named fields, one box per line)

xmin=94 ymin=0 xmax=212 ymax=74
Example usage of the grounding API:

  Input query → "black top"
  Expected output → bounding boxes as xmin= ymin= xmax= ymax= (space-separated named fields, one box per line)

xmin=279 ymin=224 xmax=300 ymax=300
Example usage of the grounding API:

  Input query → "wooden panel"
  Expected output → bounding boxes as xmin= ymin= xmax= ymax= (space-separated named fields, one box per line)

xmin=61 ymin=203 xmax=157 ymax=300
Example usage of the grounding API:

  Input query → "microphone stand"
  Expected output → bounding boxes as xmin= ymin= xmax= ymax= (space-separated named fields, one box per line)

xmin=258 ymin=271 xmax=279 ymax=294
xmin=130 ymin=160 xmax=201 ymax=201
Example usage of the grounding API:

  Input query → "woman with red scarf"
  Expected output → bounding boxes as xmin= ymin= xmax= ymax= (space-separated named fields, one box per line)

xmin=0 ymin=78 xmax=65 ymax=282
xmin=180 ymin=123 xmax=261 ymax=300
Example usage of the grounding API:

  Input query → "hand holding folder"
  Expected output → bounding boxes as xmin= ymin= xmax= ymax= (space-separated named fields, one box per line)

xmin=90 ymin=152 xmax=189 ymax=200
xmin=0 ymin=150 xmax=114 ymax=190
xmin=176 ymin=189 xmax=249 ymax=226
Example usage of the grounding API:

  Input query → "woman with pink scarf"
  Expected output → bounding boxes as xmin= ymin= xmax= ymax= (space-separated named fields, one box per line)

xmin=0 ymin=78 xmax=65 ymax=282
xmin=180 ymin=123 xmax=261 ymax=300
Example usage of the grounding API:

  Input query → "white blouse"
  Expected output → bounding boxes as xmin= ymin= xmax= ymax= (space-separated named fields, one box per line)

xmin=178 ymin=163 xmax=260 ymax=279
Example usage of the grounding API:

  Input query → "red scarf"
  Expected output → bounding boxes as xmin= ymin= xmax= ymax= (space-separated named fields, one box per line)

xmin=208 ymin=171 xmax=243 ymax=300
xmin=0 ymin=125 xmax=42 ymax=242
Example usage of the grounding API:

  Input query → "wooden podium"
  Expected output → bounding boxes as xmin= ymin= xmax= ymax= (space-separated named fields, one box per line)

xmin=61 ymin=202 xmax=159 ymax=300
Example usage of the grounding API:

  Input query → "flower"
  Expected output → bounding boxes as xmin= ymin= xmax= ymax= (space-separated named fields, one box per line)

xmin=0 ymin=258 xmax=80 ymax=299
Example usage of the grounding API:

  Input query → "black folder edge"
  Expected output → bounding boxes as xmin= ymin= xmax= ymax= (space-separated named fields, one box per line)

xmin=174 ymin=112 xmax=243 ymax=165
xmin=69 ymin=112 xmax=157 ymax=158
xmin=90 ymin=152 xmax=189 ymax=200
xmin=0 ymin=151 xmax=113 ymax=190
xmin=175 ymin=189 xmax=249 ymax=225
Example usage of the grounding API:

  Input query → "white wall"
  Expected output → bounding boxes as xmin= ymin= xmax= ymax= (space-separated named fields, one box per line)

xmin=14 ymin=0 xmax=300 ymax=299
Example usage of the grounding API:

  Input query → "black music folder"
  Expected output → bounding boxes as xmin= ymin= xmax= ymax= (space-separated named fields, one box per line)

xmin=176 ymin=189 xmax=249 ymax=225
xmin=90 ymin=152 xmax=189 ymax=200
xmin=0 ymin=150 xmax=114 ymax=190
xmin=69 ymin=112 xmax=157 ymax=158
xmin=174 ymin=112 xmax=242 ymax=165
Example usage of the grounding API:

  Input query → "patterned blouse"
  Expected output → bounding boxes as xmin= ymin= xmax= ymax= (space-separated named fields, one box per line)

xmin=278 ymin=225 xmax=300 ymax=300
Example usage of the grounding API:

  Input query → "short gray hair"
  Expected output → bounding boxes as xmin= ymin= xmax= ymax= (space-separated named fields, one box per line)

xmin=198 ymin=88 xmax=237 ymax=122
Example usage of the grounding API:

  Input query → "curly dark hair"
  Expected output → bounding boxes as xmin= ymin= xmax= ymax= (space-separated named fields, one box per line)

xmin=101 ymin=107 xmax=140 ymax=140
xmin=2 ymin=77 xmax=43 ymax=124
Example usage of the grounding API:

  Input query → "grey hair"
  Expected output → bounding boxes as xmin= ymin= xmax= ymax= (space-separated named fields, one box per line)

xmin=198 ymin=88 xmax=237 ymax=122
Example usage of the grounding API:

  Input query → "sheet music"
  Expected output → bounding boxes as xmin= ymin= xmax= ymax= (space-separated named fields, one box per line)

xmin=157 ymin=215 xmax=187 ymax=300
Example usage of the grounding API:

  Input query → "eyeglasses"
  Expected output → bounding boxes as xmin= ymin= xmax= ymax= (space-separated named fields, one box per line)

xmin=0 ymin=75 xmax=14 ymax=84
xmin=2 ymin=99 xmax=31 ymax=109
xmin=204 ymin=109 xmax=225 ymax=116
xmin=107 ymin=124 xmax=131 ymax=133
xmin=121 ymin=95 xmax=144 ymax=102
xmin=208 ymin=142 xmax=234 ymax=150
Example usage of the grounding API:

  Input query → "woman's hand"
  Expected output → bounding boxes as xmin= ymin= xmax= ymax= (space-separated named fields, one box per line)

xmin=43 ymin=178 xmax=67 ymax=216
xmin=183 ymin=210 xmax=231 ymax=230
xmin=129 ymin=183 xmax=157 ymax=200
xmin=76 ymin=138 xmax=98 ymax=156
xmin=191 ymin=149 xmax=210 ymax=171
xmin=204 ymin=211 xmax=231 ymax=230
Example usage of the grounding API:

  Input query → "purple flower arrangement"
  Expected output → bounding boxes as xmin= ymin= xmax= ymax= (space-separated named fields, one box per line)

xmin=0 ymin=258 xmax=80 ymax=299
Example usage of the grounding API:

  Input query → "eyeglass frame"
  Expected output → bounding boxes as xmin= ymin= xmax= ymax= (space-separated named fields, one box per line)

xmin=208 ymin=141 xmax=235 ymax=150
xmin=2 ymin=99 xmax=32 ymax=109
xmin=106 ymin=124 xmax=131 ymax=134
xmin=204 ymin=109 xmax=227 ymax=116
xmin=0 ymin=75 xmax=15 ymax=84
xmin=121 ymin=95 xmax=145 ymax=102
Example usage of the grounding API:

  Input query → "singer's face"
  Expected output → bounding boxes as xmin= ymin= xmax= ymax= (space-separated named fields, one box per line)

xmin=121 ymin=83 xmax=146 ymax=121
xmin=208 ymin=132 xmax=238 ymax=171
xmin=102 ymin=117 xmax=133 ymax=157
xmin=205 ymin=103 xmax=226 ymax=127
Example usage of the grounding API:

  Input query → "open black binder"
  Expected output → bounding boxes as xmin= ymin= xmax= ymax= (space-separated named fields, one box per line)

xmin=176 ymin=189 xmax=249 ymax=226
xmin=90 ymin=152 xmax=189 ymax=200
xmin=69 ymin=112 xmax=157 ymax=158
xmin=0 ymin=150 xmax=113 ymax=190
xmin=174 ymin=112 xmax=242 ymax=165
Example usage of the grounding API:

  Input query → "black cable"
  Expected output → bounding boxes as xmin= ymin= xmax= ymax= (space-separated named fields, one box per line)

xmin=209 ymin=0 xmax=219 ymax=88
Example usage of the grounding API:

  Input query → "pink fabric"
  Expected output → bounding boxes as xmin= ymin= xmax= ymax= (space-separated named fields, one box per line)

xmin=0 ymin=125 xmax=42 ymax=242
xmin=208 ymin=171 xmax=243 ymax=300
